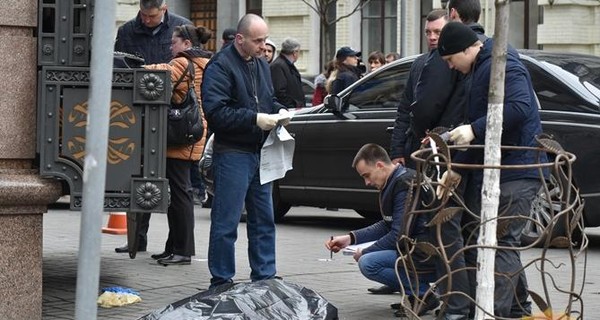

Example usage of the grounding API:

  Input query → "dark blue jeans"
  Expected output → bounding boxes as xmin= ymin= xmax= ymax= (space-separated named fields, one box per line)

xmin=208 ymin=151 xmax=276 ymax=287
xmin=358 ymin=249 xmax=436 ymax=296
xmin=463 ymin=177 xmax=540 ymax=318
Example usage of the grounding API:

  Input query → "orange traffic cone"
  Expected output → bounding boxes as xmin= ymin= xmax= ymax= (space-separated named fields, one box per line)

xmin=102 ymin=212 xmax=127 ymax=235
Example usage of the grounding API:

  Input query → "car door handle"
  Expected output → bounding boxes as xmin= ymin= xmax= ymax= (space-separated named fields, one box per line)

xmin=386 ymin=126 xmax=394 ymax=133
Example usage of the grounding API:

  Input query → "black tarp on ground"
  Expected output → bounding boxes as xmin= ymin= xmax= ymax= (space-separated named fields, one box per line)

xmin=139 ymin=279 xmax=338 ymax=320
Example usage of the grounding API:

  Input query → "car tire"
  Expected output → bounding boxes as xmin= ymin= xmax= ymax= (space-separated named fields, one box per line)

xmin=273 ymin=182 xmax=291 ymax=222
xmin=354 ymin=210 xmax=380 ymax=220
xmin=520 ymin=172 xmax=583 ymax=247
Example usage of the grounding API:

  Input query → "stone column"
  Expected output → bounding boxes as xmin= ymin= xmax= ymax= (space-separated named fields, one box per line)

xmin=0 ymin=1 xmax=63 ymax=319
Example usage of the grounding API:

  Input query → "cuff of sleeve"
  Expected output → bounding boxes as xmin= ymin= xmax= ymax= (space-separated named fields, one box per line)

xmin=349 ymin=232 xmax=356 ymax=245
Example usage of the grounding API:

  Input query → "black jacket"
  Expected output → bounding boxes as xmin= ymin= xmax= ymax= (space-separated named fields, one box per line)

xmin=390 ymin=50 xmax=467 ymax=169
xmin=390 ymin=53 xmax=427 ymax=164
xmin=454 ymin=39 xmax=546 ymax=183
xmin=330 ymin=66 xmax=362 ymax=95
xmin=201 ymin=43 xmax=285 ymax=153
xmin=270 ymin=55 xmax=305 ymax=109
xmin=114 ymin=10 xmax=191 ymax=65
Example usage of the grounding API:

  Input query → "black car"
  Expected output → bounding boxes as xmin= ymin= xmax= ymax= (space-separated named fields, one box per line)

xmin=274 ymin=50 xmax=600 ymax=242
xmin=300 ymin=77 xmax=315 ymax=108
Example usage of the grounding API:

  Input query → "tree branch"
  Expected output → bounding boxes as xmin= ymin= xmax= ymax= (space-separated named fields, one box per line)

xmin=300 ymin=0 xmax=320 ymax=15
xmin=328 ymin=0 xmax=370 ymax=25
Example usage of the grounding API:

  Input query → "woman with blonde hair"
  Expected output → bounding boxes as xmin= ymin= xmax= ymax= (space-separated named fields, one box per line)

xmin=329 ymin=46 xmax=362 ymax=95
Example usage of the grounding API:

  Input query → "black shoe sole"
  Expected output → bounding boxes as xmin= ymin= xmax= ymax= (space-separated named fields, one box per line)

xmin=159 ymin=260 xmax=191 ymax=266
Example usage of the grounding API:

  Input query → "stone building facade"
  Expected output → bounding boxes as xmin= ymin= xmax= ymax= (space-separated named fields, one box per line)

xmin=114 ymin=0 xmax=600 ymax=75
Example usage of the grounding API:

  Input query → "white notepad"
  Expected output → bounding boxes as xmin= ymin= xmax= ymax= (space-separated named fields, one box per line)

xmin=342 ymin=241 xmax=376 ymax=255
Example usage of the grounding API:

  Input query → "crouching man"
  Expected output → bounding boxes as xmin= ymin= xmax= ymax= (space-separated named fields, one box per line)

xmin=325 ymin=143 xmax=439 ymax=317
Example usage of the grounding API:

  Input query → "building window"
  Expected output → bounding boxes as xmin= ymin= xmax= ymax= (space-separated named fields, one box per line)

xmin=247 ymin=0 xmax=262 ymax=16
xmin=362 ymin=0 xmax=397 ymax=55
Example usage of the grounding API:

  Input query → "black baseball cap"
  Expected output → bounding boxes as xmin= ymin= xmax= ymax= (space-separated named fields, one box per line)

xmin=335 ymin=46 xmax=361 ymax=59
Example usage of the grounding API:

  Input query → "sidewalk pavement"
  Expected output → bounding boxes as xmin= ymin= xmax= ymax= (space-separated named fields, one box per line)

xmin=42 ymin=206 xmax=600 ymax=319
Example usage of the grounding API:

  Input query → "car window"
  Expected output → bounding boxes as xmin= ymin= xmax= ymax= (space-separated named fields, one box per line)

xmin=523 ymin=60 xmax=599 ymax=113
xmin=346 ymin=62 xmax=411 ymax=110
xmin=301 ymin=80 xmax=314 ymax=108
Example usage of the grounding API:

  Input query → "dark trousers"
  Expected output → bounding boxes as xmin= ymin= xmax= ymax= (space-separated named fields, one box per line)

xmin=429 ymin=197 xmax=472 ymax=318
xmin=463 ymin=178 xmax=539 ymax=318
xmin=190 ymin=159 xmax=205 ymax=194
xmin=164 ymin=158 xmax=195 ymax=256
xmin=136 ymin=212 xmax=150 ymax=249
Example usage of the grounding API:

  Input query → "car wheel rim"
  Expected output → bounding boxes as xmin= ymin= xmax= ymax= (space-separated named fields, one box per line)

xmin=522 ymin=175 xmax=562 ymax=239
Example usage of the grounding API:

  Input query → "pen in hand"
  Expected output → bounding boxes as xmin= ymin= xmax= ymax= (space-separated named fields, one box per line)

xmin=330 ymin=236 xmax=333 ymax=260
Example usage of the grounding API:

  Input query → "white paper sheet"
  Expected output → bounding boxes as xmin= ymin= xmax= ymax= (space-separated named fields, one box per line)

xmin=259 ymin=125 xmax=295 ymax=185
xmin=342 ymin=241 xmax=376 ymax=256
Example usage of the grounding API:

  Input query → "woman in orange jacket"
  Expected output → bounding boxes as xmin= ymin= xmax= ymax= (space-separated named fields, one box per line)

xmin=144 ymin=24 xmax=212 ymax=265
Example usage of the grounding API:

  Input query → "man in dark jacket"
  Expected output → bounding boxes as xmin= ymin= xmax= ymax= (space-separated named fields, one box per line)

xmin=112 ymin=0 xmax=191 ymax=253
xmin=326 ymin=144 xmax=438 ymax=317
xmin=114 ymin=0 xmax=191 ymax=65
xmin=390 ymin=9 xmax=455 ymax=168
xmin=438 ymin=22 xmax=546 ymax=319
xmin=391 ymin=5 xmax=488 ymax=318
xmin=270 ymin=38 xmax=305 ymax=109
xmin=201 ymin=14 xmax=288 ymax=289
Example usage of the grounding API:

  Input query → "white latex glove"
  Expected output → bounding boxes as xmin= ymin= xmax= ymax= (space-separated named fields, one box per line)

xmin=256 ymin=113 xmax=279 ymax=131
xmin=436 ymin=170 xmax=462 ymax=200
xmin=449 ymin=125 xmax=475 ymax=146
xmin=278 ymin=108 xmax=291 ymax=126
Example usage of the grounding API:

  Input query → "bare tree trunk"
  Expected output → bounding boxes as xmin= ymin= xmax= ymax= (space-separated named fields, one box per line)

xmin=321 ymin=20 xmax=331 ymax=68
xmin=301 ymin=0 xmax=370 ymax=70
xmin=475 ymin=1 xmax=509 ymax=319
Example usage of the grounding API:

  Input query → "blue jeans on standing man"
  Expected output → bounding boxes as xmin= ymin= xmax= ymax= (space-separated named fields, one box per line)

xmin=208 ymin=150 xmax=276 ymax=288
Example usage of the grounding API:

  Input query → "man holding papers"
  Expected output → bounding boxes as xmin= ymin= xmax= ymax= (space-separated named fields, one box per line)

xmin=201 ymin=14 xmax=288 ymax=288
xmin=325 ymin=144 xmax=438 ymax=317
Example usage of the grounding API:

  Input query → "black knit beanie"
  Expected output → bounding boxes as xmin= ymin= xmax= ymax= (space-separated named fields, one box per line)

xmin=437 ymin=22 xmax=479 ymax=57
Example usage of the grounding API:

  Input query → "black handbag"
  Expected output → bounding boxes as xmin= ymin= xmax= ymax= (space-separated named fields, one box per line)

xmin=167 ymin=58 xmax=203 ymax=147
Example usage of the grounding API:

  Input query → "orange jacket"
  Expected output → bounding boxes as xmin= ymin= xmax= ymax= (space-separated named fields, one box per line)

xmin=145 ymin=53 xmax=210 ymax=161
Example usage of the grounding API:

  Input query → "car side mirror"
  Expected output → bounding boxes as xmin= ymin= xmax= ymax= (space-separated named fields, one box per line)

xmin=324 ymin=94 xmax=356 ymax=120
xmin=323 ymin=94 xmax=340 ymax=112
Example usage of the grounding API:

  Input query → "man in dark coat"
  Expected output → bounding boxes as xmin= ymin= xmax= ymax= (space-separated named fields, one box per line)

xmin=390 ymin=9 xmax=459 ymax=169
xmin=114 ymin=0 xmax=191 ymax=65
xmin=113 ymin=0 xmax=191 ymax=253
xmin=438 ymin=22 xmax=546 ymax=319
xmin=270 ymin=38 xmax=305 ymax=109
